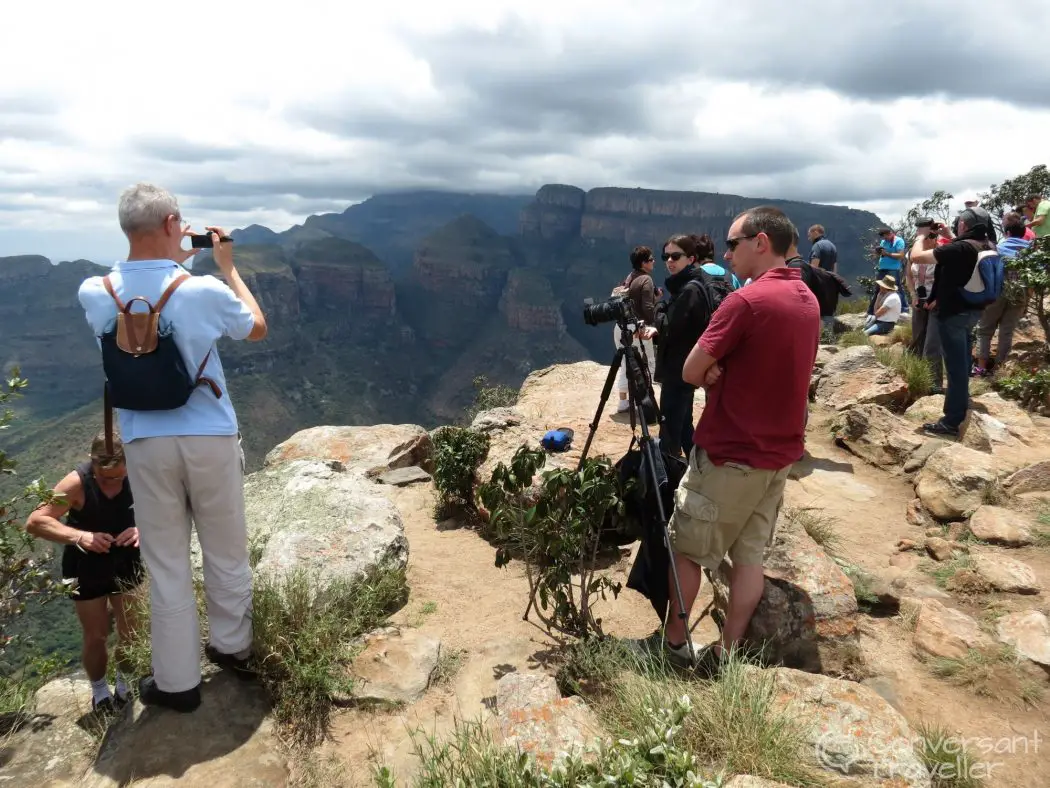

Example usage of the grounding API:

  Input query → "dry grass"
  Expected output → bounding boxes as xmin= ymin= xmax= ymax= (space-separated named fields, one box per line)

xmin=782 ymin=506 xmax=840 ymax=555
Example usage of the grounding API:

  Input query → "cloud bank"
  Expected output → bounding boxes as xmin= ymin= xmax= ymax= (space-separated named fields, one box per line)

xmin=1 ymin=0 xmax=1046 ymax=261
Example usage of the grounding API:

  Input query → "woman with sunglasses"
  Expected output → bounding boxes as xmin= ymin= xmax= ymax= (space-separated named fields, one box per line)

xmin=640 ymin=234 xmax=720 ymax=458
xmin=26 ymin=432 xmax=144 ymax=714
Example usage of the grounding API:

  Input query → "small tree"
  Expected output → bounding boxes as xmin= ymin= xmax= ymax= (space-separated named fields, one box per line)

xmin=978 ymin=164 xmax=1050 ymax=220
xmin=1004 ymin=238 xmax=1050 ymax=361
xmin=479 ymin=446 xmax=628 ymax=641
xmin=0 ymin=369 xmax=70 ymax=656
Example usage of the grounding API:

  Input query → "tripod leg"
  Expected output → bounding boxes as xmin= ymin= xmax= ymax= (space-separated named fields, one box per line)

xmin=625 ymin=347 xmax=698 ymax=665
xmin=576 ymin=346 xmax=625 ymax=470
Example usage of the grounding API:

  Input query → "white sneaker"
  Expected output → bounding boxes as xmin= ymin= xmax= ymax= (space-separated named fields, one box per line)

xmin=616 ymin=399 xmax=630 ymax=413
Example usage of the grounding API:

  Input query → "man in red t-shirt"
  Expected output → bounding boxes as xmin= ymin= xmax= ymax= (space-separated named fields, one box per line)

xmin=655 ymin=205 xmax=820 ymax=673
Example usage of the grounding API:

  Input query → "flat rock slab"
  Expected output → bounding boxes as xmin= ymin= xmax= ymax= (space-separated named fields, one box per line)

xmin=756 ymin=666 xmax=930 ymax=786
xmin=488 ymin=695 xmax=604 ymax=770
xmin=797 ymin=467 xmax=878 ymax=502
xmin=378 ymin=466 xmax=432 ymax=486
xmin=967 ymin=505 xmax=1034 ymax=546
xmin=1004 ymin=460 xmax=1050 ymax=494
xmin=813 ymin=345 xmax=910 ymax=412
xmin=341 ymin=627 xmax=441 ymax=706
xmin=907 ymin=597 xmax=994 ymax=660
xmin=264 ymin=424 xmax=433 ymax=475
xmin=83 ymin=671 xmax=288 ymax=788
xmin=970 ymin=552 xmax=1041 ymax=594
xmin=496 ymin=672 xmax=560 ymax=713
xmin=996 ymin=611 xmax=1050 ymax=666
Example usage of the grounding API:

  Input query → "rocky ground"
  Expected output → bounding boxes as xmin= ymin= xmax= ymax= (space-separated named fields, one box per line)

xmin=6 ymin=345 xmax=1050 ymax=787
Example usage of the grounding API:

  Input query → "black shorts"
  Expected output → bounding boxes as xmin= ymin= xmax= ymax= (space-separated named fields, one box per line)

xmin=61 ymin=545 xmax=146 ymax=602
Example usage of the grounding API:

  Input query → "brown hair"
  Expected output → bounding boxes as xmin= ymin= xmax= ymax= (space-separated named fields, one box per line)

xmin=90 ymin=431 xmax=125 ymax=469
xmin=629 ymin=245 xmax=653 ymax=269
xmin=664 ymin=233 xmax=712 ymax=262
xmin=734 ymin=205 xmax=796 ymax=257
xmin=1003 ymin=211 xmax=1027 ymax=238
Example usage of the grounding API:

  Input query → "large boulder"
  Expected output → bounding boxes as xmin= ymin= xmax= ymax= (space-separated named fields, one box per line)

xmin=996 ymin=611 xmax=1050 ymax=667
xmin=757 ymin=667 xmax=931 ymax=786
xmin=244 ymin=459 xmax=409 ymax=583
xmin=906 ymin=598 xmax=995 ymax=660
xmin=264 ymin=424 xmax=433 ymax=476
xmin=711 ymin=519 xmax=859 ymax=674
xmin=1003 ymin=460 xmax=1050 ymax=495
xmin=966 ymin=505 xmax=1034 ymax=546
xmin=914 ymin=444 xmax=1000 ymax=520
xmin=813 ymin=345 xmax=910 ymax=412
xmin=832 ymin=403 xmax=926 ymax=471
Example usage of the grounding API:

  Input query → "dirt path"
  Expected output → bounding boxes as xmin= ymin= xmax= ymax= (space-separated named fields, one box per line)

xmin=321 ymin=369 xmax=1050 ymax=786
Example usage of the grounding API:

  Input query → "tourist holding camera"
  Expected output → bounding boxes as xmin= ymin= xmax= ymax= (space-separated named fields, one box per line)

xmin=906 ymin=218 xmax=949 ymax=389
xmin=639 ymin=234 xmax=717 ymax=458
xmin=611 ymin=246 xmax=658 ymax=413
xmin=77 ymin=183 xmax=268 ymax=713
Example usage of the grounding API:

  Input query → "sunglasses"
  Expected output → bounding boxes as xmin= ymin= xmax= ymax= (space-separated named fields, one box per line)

xmin=662 ymin=251 xmax=686 ymax=262
xmin=725 ymin=233 xmax=758 ymax=251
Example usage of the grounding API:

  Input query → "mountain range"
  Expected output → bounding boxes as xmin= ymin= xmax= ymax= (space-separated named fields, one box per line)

xmin=0 ymin=184 xmax=884 ymax=491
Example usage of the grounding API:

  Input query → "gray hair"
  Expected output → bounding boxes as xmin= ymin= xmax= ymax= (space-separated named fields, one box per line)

xmin=118 ymin=183 xmax=180 ymax=234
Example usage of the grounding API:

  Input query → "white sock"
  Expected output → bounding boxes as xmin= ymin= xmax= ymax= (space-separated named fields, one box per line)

xmin=91 ymin=677 xmax=112 ymax=705
xmin=115 ymin=672 xmax=129 ymax=700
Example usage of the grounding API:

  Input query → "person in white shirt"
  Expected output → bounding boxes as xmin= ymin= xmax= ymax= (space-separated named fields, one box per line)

xmin=78 ymin=183 xmax=268 ymax=713
xmin=864 ymin=275 xmax=902 ymax=336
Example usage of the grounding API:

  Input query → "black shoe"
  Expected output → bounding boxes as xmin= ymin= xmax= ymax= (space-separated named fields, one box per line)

xmin=692 ymin=646 xmax=727 ymax=680
xmin=922 ymin=420 xmax=958 ymax=438
xmin=92 ymin=696 xmax=117 ymax=715
xmin=205 ymin=644 xmax=258 ymax=681
xmin=137 ymin=676 xmax=201 ymax=713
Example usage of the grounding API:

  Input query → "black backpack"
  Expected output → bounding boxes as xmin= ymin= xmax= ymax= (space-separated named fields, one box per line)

xmin=99 ymin=274 xmax=221 ymax=450
xmin=683 ymin=267 xmax=731 ymax=329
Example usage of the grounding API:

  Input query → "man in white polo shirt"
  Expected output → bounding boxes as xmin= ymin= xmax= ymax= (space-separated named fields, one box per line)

xmin=78 ymin=183 xmax=268 ymax=712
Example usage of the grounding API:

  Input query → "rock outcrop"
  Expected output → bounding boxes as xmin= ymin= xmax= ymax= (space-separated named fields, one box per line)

xmin=814 ymin=346 xmax=910 ymax=412
xmin=264 ymin=424 xmax=434 ymax=475
xmin=758 ymin=667 xmax=931 ymax=787
xmin=245 ymin=458 xmax=409 ymax=584
xmin=711 ymin=519 xmax=860 ymax=674
xmin=833 ymin=403 xmax=927 ymax=471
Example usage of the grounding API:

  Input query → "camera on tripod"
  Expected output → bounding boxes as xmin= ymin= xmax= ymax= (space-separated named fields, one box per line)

xmin=583 ymin=294 xmax=636 ymax=327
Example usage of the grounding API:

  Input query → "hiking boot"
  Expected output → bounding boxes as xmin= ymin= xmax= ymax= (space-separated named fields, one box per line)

xmin=624 ymin=630 xmax=696 ymax=669
xmin=922 ymin=420 xmax=959 ymax=438
xmin=205 ymin=644 xmax=258 ymax=681
xmin=137 ymin=677 xmax=201 ymax=713
xmin=92 ymin=696 xmax=117 ymax=716
xmin=692 ymin=646 xmax=727 ymax=680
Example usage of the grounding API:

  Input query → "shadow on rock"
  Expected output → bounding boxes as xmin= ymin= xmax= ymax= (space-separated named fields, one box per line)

xmin=86 ymin=670 xmax=287 ymax=787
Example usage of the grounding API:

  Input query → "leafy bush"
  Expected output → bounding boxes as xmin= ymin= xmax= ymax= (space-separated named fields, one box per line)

xmin=372 ymin=693 xmax=724 ymax=787
xmin=835 ymin=297 xmax=869 ymax=315
xmin=431 ymin=426 xmax=490 ymax=516
xmin=479 ymin=446 xmax=628 ymax=640
xmin=994 ymin=367 xmax=1050 ymax=411
xmin=1003 ymin=238 xmax=1050 ymax=360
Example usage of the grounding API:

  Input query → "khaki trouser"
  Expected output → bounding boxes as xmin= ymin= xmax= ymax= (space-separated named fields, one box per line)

xmin=976 ymin=295 xmax=1026 ymax=363
xmin=124 ymin=435 xmax=252 ymax=693
xmin=669 ymin=447 xmax=791 ymax=570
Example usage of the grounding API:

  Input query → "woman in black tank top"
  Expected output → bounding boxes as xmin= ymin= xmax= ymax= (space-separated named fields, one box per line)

xmin=26 ymin=433 xmax=144 ymax=713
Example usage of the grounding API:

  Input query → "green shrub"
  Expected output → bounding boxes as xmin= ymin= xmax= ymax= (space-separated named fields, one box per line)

xmin=251 ymin=562 xmax=408 ymax=749
xmin=466 ymin=375 xmax=519 ymax=421
xmin=835 ymin=298 xmax=869 ymax=315
xmin=479 ymin=446 xmax=628 ymax=641
xmin=432 ymin=426 xmax=490 ymax=515
xmin=994 ymin=368 xmax=1050 ymax=411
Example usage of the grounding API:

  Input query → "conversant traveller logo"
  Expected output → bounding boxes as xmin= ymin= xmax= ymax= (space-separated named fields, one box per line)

xmin=813 ymin=728 xmax=1042 ymax=782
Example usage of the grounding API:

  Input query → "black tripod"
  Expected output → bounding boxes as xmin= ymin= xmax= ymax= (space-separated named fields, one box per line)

xmin=576 ymin=320 xmax=698 ymax=664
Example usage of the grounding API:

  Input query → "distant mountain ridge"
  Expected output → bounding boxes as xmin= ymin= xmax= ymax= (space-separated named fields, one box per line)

xmin=1 ymin=183 xmax=885 ymax=494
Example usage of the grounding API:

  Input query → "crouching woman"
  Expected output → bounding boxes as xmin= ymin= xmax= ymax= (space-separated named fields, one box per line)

xmin=26 ymin=432 xmax=144 ymax=713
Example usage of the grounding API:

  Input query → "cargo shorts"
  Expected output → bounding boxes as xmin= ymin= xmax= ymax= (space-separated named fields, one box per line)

xmin=668 ymin=447 xmax=791 ymax=570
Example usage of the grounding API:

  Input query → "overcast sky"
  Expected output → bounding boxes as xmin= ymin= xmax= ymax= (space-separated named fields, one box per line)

xmin=1 ymin=0 xmax=1046 ymax=263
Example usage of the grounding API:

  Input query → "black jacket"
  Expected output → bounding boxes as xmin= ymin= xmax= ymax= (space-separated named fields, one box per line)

xmin=787 ymin=257 xmax=852 ymax=317
xmin=653 ymin=264 xmax=712 ymax=384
